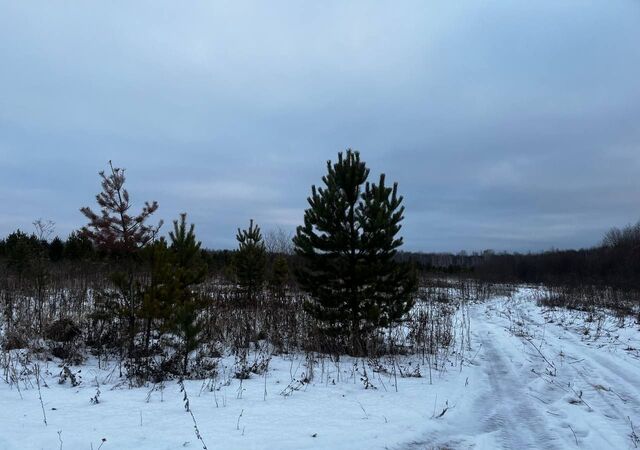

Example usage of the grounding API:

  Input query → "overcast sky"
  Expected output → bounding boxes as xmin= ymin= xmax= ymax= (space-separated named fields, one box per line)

xmin=1 ymin=1 xmax=639 ymax=252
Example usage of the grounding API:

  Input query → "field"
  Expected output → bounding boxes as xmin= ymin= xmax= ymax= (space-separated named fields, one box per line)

xmin=2 ymin=287 xmax=639 ymax=450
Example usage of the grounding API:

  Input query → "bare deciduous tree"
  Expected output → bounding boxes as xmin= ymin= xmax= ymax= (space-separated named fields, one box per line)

xmin=264 ymin=227 xmax=294 ymax=256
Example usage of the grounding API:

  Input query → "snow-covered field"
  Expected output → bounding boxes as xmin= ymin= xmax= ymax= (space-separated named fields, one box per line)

xmin=2 ymin=288 xmax=640 ymax=449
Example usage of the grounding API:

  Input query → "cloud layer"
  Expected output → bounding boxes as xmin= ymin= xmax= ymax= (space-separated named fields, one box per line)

xmin=1 ymin=1 xmax=639 ymax=251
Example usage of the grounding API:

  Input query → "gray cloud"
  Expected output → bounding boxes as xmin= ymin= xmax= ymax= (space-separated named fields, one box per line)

xmin=1 ymin=1 xmax=639 ymax=252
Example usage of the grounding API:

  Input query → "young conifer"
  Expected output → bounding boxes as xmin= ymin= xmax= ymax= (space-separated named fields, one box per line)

xmin=168 ymin=214 xmax=207 ymax=375
xmin=233 ymin=219 xmax=267 ymax=303
xmin=294 ymin=150 xmax=416 ymax=355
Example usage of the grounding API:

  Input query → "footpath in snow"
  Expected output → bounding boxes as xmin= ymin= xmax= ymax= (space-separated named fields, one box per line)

xmin=1 ymin=288 xmax=639 ymax=449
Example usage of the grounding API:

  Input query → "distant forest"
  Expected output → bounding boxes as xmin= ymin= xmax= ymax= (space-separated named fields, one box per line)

xmin=3 ymin=219 xmax=639 ymax=289
xmin=400 ymin=220 xmax=640 ymax=290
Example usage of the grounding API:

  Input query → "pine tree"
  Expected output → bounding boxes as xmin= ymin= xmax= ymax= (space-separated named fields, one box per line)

xmin=233 ymin=219 xmax=267 ymax=303
xmin=63 ymin=231 xmax=95 ymax=260
xmin=359 ymin=174 xmax=417 ymax=331
xmin=168 ymin=213 xmax=207 ymax=375
xmin=142 ymin=214 xmax=207 ymax=376
xmin=170 ymin=214 xmax=206 ymax=281
xmin=80 ymin=161 xmax=162 ymax=256
xmin=138 ymin=238 xmax=173 ymax=353
xmin=4 ymin=230 xmax=40 ymax=277
xmin=49 ymin=237 xmax=65 ymax=262
xmin=293 ymin=150 xmax=416 ymax=355
xmin=80 ymin=161 xmax=162 ymax=361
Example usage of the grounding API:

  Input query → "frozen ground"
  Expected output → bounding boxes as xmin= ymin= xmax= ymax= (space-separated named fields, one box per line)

xmin=1 ymin=288 xmax=640 ymax=449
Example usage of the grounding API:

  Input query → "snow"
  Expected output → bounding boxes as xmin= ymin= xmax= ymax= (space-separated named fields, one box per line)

xmin=2 ymin=287 xmax=640 ymax=449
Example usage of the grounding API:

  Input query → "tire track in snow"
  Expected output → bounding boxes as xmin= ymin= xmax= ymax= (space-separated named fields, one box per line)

xmin=540 ymin=318 xmax=640 ymax=421
xmin=471 ymin=324 xmax=562 ymax=450
xmin=400 ymin=303 xmax=564 ymax=450
xmin=502 ymin=296 xmax=640 ymax=448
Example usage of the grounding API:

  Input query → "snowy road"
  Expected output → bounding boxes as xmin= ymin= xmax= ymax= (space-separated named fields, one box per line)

xmin=2 ymin=289 xmax=640 ymax=449
xmin=470 ymin=322 xmax=560 ymax=449
xmin=406 ymin=289 xmax=640 ymax=449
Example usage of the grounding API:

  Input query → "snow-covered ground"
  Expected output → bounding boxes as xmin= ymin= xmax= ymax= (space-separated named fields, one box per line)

xmin=2 ymin=288 xmax=640 ymax=449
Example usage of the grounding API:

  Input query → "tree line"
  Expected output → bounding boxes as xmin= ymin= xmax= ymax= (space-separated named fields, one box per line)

xmin=471 ymin=225 xmax=640 ymax=290
xmin=395 ymin=225 xmax=640 ymax=291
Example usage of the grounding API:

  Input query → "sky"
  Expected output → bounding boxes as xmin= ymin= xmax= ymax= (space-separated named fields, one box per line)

xmin=1 ymin=1 xmax=639 ymax=252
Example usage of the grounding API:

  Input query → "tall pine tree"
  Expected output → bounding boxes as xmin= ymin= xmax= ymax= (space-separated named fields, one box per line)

xmin=294 ymin=150 xmax=416 ymax=355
